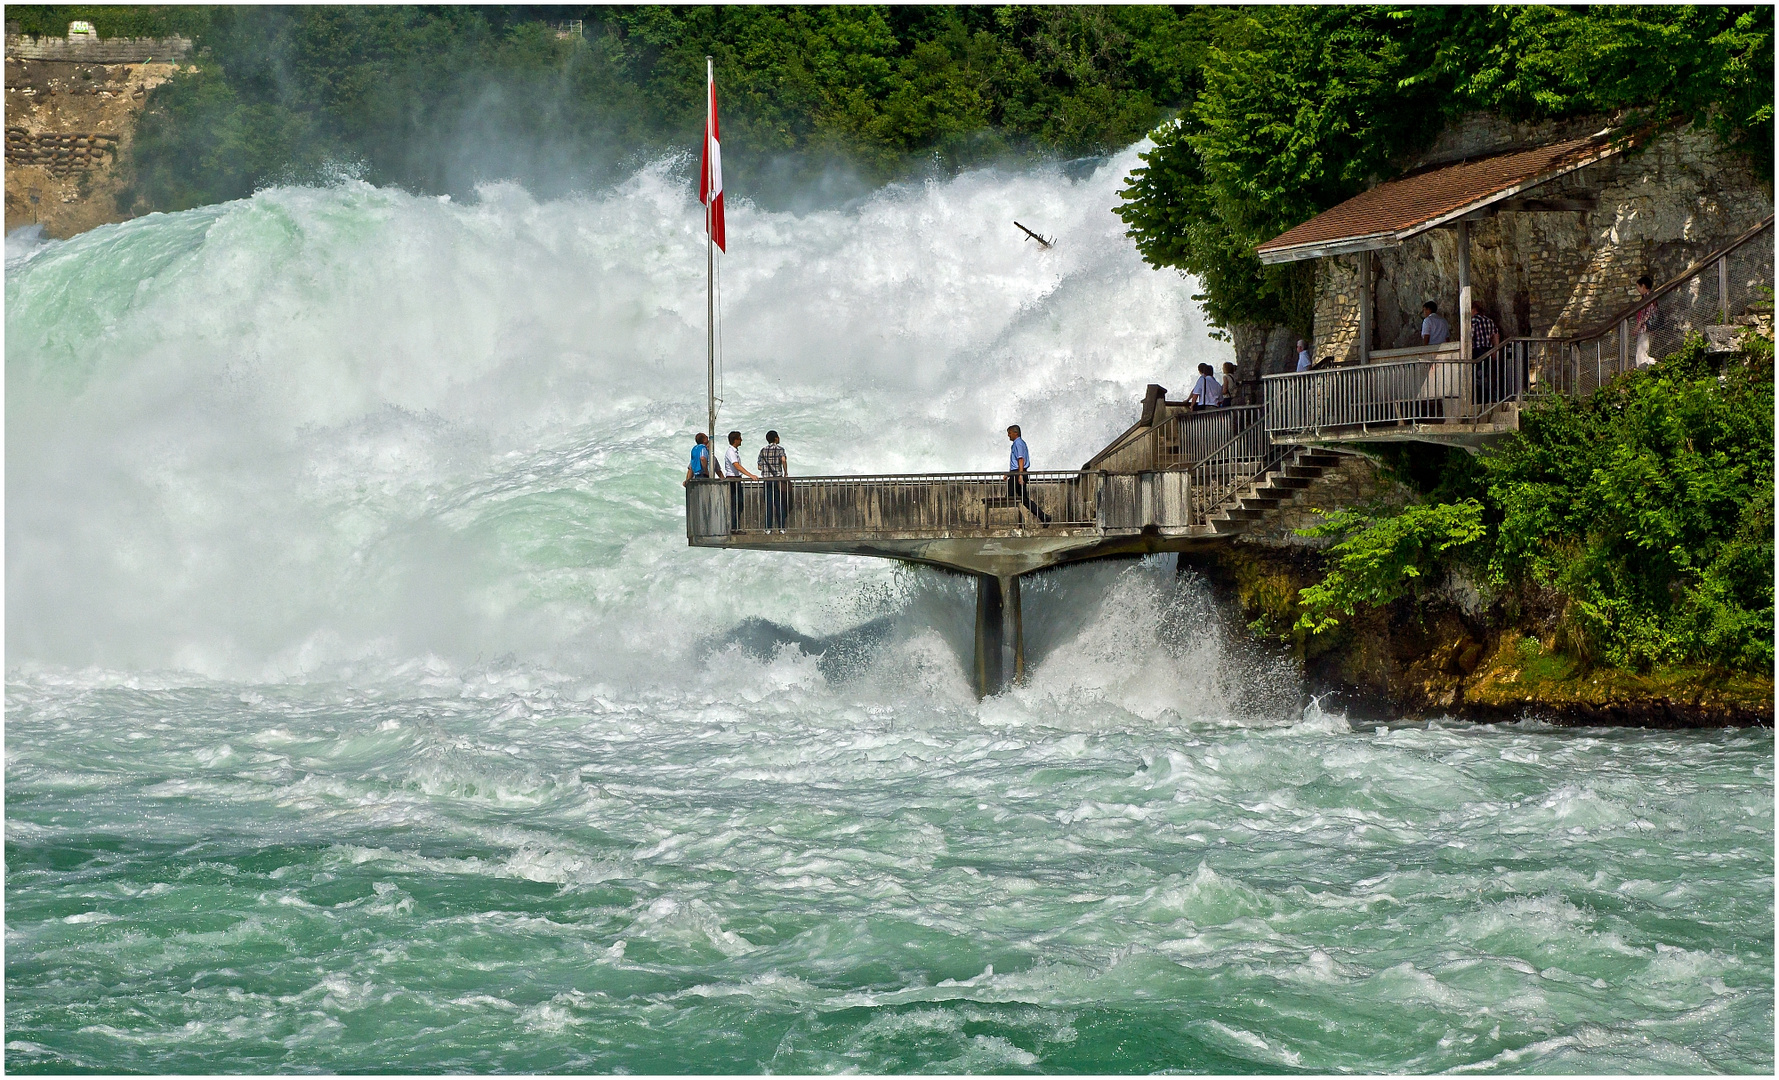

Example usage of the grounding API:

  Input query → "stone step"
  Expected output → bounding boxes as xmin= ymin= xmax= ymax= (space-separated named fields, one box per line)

xmin=1217 ymin=507 xmax=1269 ymax=521
xmin=1299 ymin=453 xmax=1345 ymax=468
xmin=1237 ymin=497 xmax=1282 ymax=509
xmin=1281 ymin=465 xmax=1327 ymax=480
xmin=1262 ymin=475 xmax=1312 ymax=489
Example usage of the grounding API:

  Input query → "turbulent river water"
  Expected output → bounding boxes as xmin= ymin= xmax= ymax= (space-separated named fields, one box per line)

xmin=6 ymin=148 xmax=1773 ymax=1073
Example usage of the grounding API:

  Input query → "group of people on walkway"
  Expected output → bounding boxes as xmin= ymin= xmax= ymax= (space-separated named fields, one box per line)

xmin=684 ymin=423 xmax=1059 ymax=530
xmin=685 ymin=429 xmax=791 ymax=530
xmin=1187 ymin=361 xmax=1240 ymax=407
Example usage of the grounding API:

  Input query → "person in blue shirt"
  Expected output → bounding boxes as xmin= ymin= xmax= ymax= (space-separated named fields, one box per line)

xmin=1005 ymin=425 xmax=1052 ymax=525
xmin=684 ymin=432 xmax=711 ymax=486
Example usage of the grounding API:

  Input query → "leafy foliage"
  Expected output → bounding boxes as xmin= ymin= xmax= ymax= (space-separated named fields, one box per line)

xmin=97 ymin=5 xmax=1237 ymax=213
xmin=1485 ymin=332 xmax=1774 ymax=671
xmin=1117 ymin=5 xmax=1774 ymax=331
xmin=1296 ymin=333 xmax=1775 ymax=675
xmin=1293 ymin=500 xmax=1487 ymax=636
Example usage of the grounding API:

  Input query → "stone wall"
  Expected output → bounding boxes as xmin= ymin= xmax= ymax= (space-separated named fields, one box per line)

xmin=1229 ymin=322 xmax=1301 ymax=405
xmin=1311 ymin=257 xmax=1364 ymax=365
xmin=1236 ymin=452 xmax=1408 ymax=550
xmin=5 ymin=128 xmax=119 ymax=175
xmin=5 ymin=34 xmax=190 ymax=63
xmin=1310 ymin=121 xmax=1773 ymax=361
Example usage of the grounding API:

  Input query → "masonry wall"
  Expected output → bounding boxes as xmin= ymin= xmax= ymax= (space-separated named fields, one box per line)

xmin=1235 ymin=454 xmax=1408 ymax=550
xmin=1310 ymin=122 xmax=1772 ymax=363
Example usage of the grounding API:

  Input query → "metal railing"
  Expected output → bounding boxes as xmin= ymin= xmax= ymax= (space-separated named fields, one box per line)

xmin=1265 ymin=215 xmax=1774 ymax=435
xmin=1190 ymin=422 xmax=1289 ymax=526
xmin=1088 ymin=404 xmax=1261 ymax=473
xmin=1526 ymin=215 xmax=1774 ymax=399
xmin=687 ymin=470 xmax=1101 ymax=539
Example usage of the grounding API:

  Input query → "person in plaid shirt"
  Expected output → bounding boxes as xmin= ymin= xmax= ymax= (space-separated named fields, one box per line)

xmin=1470 ymin=310 xmax=1500 ymax=354
xmin=757 ymin=430 xmax=790 ymax=531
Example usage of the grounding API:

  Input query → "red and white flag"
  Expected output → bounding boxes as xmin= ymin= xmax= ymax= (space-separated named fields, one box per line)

xmin=700 ymin=58 xmax=725 ymax=252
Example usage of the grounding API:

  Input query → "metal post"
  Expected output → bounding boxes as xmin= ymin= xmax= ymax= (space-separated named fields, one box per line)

xmin=706 ymin=56 xmax=717 ymax=448
xmin=1457 ymin=218 xmax=1473 ymax=363
xmin=974 ymin=574 xmax=1004 ymax=697
xmin=1619 ymin=319 xmax=1629 ymax=371
xmin=1358 ymin=249 xmax=1372 ymax=365
xmin=1719 ymin=255 xmax=1730 ymax=324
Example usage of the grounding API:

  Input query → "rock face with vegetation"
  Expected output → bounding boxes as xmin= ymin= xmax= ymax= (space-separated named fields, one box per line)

xmin=1114 ymin=6 xmax=1773 ymax=344
xmin=2 ymin=50 xmax=181 ymax=237
xmin=1194 ymin=332 xmax=1774 ymax=728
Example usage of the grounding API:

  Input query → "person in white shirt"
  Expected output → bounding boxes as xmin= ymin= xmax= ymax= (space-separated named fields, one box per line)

xmin=1187 ymin=362 xmax=1225 ymax=407
xmin=1296 ymin=339 xmax=1312 ymax=372
xmin=722 ymin=430 xmax=757 ymax=530
xmin=1420 ymin=301 xmax=1450 ymax=346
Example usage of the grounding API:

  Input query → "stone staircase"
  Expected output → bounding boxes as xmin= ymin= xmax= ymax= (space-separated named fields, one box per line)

xmin=1204 ymin=445 xmax=1352 ymax=536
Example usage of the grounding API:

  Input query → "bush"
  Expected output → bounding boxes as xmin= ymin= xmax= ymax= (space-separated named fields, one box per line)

xmin=1294 ymin=500 xmax=1487 ymax=635
xmin=1293 ymin=333 xmax=1776 ymax=675
xmin=1486 ymin=332 xmax=1774 ymax=671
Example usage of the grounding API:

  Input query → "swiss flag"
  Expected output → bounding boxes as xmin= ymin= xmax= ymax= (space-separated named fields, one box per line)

xmin=700 ymin=59 xmax=725 ymax=252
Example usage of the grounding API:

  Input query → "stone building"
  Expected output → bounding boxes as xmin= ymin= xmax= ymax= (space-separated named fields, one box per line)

xmin=1255 ymin=114 xmax=1773 ymax=370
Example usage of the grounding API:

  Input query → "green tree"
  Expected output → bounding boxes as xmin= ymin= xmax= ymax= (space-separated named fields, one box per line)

xmin=1117 ymin=5 xmax=1774 ymax=334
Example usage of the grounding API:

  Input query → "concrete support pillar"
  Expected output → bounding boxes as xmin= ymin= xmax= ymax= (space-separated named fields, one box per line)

xmin=1007 ymin=575 xmax=1025 ymax=686
xmin=1458 ymin=219 xmax=1473 ymax=362
xmin=972 ymin=574 xmax=1027 ymax=696
xmin=973 ymin=574 xmax=1004 ymax=697
xmin=1358 ymin=249 xmax=1372 ymax=365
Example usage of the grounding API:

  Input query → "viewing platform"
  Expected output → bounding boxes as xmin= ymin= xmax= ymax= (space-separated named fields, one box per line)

xmin=1261 ymin=215 xmax=1773 ymax=450
xmin=687 ymin=407 xmax=1348 ymax=694
xmin=687 ymin=217 xmax=1771 ymax=695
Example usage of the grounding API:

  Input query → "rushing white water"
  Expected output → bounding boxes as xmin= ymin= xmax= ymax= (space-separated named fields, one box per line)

xmin=7 ymin=147 xmax=1226 ymax=685
xmin=6 ymin=149 xmax=1772 ymax=1074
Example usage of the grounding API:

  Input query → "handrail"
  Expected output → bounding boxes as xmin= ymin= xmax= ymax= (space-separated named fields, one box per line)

xmin=1188 ymin=418 xmax=1283 ymax=525
xmin=1262 ymin=214 xmax=1773 ymax=433
xmin=1084 ymin=403 xmax=1261 ymax=473
xmin=687 ymin=469 xmax=1103 ymax=538
xmin=1555 ymin=214 xmax=1772 ymax=344
xmin=687 ymin=469 xmax=1090 ymax=484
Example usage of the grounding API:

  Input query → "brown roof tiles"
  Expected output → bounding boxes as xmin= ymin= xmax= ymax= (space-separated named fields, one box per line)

xmin=1256 ymin=132 xmax=1625 ymax=263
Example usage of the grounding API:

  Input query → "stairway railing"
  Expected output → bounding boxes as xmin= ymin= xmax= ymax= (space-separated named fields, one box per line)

xmin=1189 ymin=421 xmax=1290 ymax=527
xmin=1089 ymin=404 xmax=1262 ymax=473
xmin=1515 ymin=214 xmax=1773 ymax=400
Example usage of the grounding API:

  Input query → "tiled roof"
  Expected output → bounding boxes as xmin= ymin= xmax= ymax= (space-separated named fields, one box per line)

xmin=1256 ymin=131 xmax=1624 ymax=263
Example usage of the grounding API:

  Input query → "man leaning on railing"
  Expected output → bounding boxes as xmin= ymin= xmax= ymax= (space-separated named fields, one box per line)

xmin=721 ymin=430 xmax=758 ymax=530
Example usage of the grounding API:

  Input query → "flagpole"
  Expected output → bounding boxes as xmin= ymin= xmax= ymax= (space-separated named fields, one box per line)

xmin=705 ymin=55 xmax=717 ymax=451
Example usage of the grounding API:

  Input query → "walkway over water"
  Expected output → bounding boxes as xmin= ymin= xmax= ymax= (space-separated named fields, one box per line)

xmin=687 ymin=216 xmax=1772 ymax=693
xmin=687 ymin=422 xmax=1345 ymax=694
